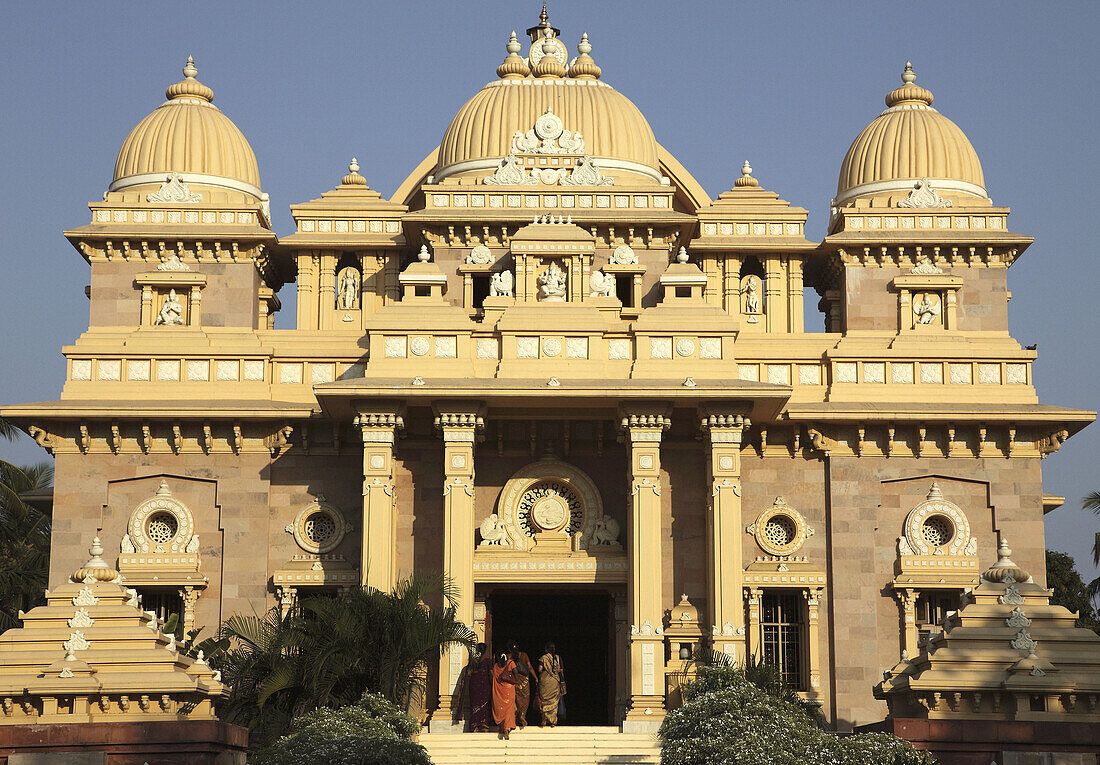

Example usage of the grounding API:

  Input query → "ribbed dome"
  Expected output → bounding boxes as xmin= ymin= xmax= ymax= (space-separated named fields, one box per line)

xmin=110 ymin=57 xmax=262 ymax=200
xmin=836 ymin=63 xmax=986 ymax=206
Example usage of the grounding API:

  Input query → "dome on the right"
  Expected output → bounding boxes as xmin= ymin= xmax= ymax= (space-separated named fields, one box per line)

xmin=835 ymin=63 xmax=987 ymax=207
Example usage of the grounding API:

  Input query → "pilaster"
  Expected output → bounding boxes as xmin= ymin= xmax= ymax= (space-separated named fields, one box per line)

xmin=353 ymin=403 xmax=405 ymax=591
xmin=746 ymin=586 xmax=763 ymax=656
xmin=896 ymin=587 xmax=919 ymax=660
xmin=619 ymin=404 xmax=671 ymax=731
xmin=431 ymin=402 xmax=485 ymax=729
xmin=700 ymin=403 xmax=751 ymax=659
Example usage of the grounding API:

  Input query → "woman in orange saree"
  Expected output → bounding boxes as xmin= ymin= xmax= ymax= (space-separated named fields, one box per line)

xmin=509 ymin=642 xmax=535 ymax=728
xmin=491 ymin=653 xmax=518 ymax=739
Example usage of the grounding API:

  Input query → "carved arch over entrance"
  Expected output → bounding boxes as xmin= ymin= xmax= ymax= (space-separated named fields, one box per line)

xmin=492 ymin=457 xmax=606 ymax=552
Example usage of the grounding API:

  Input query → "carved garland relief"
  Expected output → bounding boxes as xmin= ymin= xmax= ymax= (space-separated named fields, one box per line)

xmin=483 ymin=108 xmax=614 ymax=186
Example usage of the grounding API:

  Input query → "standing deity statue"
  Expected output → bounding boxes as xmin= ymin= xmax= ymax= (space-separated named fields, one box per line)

xmin=537 ymin=261 xmax=567 ymax=302
xmin=155 ymin=289 xmax=184 ymax=326
xmin=589 ymin=269 xmax=614 ymax=298
xmin=914 ymin=293 xmax=941 ymax=325
xmin=337 ymin=267 xmax=360 ymax=310
xmin=490 ymin=269 xmax=514 ymax=297
xmin=741 ymin=275 xmax=762 ymax=323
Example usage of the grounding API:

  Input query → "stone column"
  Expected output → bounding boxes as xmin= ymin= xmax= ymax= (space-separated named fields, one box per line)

xmin=354 ymin=404 xmax=405 ymax=591
xmin=296 ymin=253 xmax=317 ymax=330
xmin=764 ymin=254 xmax=783 ymax=332
xmin=620 ymin=405 xmax=671 ymax=731
xmin=804 ymin=587 xmax=824 ymax=699
xmin=179 ymin=586 xmax=200 ymax=636
xmin=788 ymin=257 xmax=804 ymax=332
xmin=896 ymin=587 xmax=919 ymax=659
xmin=431 ymin=403 xmax=485 ymax=730
xmin=700 ymin=404 xmax=751 ymax=660
xmin=746 ymin=586 xmax=763 ymax=656
xmin=319 ymin=252 xmax=337 ymax=331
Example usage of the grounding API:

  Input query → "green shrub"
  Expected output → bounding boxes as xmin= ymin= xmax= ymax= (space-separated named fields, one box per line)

xmin=660 ymin=665 xmax=936 ymax=765
xmin=250 ymin=692 xmax=430 ymax=765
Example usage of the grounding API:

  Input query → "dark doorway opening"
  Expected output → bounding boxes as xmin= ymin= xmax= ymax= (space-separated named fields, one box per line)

xmin=488 ymin=588 xmax=613 ymax=726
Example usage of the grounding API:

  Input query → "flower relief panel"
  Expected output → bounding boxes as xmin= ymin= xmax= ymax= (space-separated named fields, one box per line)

xmin=117 ymin=479 xmax=207 ymax=634
xmin=891 ymin=481 xmax=982 ymax=658
xmin=475 ymin=457 xmax=627 ymax=582
xmin=274 ymin=496 xmax=359 ymax=614
xmin=484 ymin=108 xmax=614 ymax=186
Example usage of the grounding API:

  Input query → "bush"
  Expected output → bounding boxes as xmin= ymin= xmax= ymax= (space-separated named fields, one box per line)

xmin=660 ymin=665 xmax=936 ymax=765
xmin=250 ymin=692 xmax=430 ymax=765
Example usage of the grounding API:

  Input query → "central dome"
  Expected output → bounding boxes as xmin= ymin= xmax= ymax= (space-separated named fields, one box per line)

xmin=435 ymin=18 xmax=661 ymax=185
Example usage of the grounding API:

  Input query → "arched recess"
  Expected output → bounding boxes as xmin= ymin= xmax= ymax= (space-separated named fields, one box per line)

xmin=490 ymin=457 xmax=611 ymax=552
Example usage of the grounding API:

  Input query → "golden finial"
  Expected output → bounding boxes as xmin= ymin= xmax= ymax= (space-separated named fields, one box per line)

xmin=885 ymin=60 xmax=932 ymax=108
xmin=540 ymin=2 xmax=548 ymax=25
xmin=497 ymin=30 xmax=530 ymax=79
xmin=568 ymin=32 xmax=601 ymax=80
xmin=166 ymin=55 xmax=214 ymax=102
xmin=734 ymin=160 xmax=759 ymax=188
xmin=342 ymin=157 xmax=367 ymax=186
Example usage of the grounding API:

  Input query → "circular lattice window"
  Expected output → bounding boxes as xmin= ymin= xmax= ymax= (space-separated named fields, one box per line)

xmin=764 ymin=515 xmax=797 ymax=549
xmin=304 ymin=512 xmax=337 ymax=546
xmin=517 ymin=480 xmax=584 ymax=536
xmin=920 ymin=515 xmax=955 ymax=549
xmin=146 ymin=512 xmax=179 ymax=545
xmin=751 ymin=499 xmax=811 ymax=556
xmin=287 ymin=501 xmax=347 ymax=554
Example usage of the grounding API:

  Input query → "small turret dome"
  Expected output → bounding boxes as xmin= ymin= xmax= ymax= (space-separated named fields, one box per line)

xmin=110 ymin=56 xmax=262 ymax=202
xmin=835 ymin=63 xmax=986 ymax=207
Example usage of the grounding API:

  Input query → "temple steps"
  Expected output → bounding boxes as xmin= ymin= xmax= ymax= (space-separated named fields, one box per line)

xmin=420 ymin=727 xmax=661 ymax=765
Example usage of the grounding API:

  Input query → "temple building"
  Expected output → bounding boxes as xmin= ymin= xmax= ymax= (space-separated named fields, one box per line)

xmin=3 ymin=8 xmax=1099 ymax=757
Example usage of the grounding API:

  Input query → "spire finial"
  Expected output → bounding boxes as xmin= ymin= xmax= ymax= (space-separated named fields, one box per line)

xmin=343 ymin=158 xmax=367 ymax=186
xmin=578 ymin=32 xmax=591 ymax=56
xmin=418 ymin=244 xmax=431 ymax=263
xmin=183 ymin=55 xmax=197 ymax=79
xmin=498 ymin=30 xmax=531 ymax=79
xmin=540 ymin=2 xmax=548 ymax=25
xmin=156 ymin=480 xmax=171 ymax=497
xmin=676 ymin=246 xmax=689 ymax=264
xmin=507 ymin=30 xmax=521 ymax=55
xmin=734 ymin=160 xmax=759 ymax=187
xmin=927 ymin=481 xmax=944 ymax=501
xmin=902 ymin=60 xmax=915 ymax=85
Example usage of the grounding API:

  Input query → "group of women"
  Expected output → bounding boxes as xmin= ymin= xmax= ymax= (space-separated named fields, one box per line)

xmin=454 ymin=641 xmax=565 ymax=739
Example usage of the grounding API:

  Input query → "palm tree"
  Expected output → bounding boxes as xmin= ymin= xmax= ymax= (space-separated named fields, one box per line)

xmin=0 ymin=417 xmax=54 ymax=633
xmin=215 ymin=573 xmax=475 ymax=745
xmin=1085 ymin=491 xmax=1100 ymax=600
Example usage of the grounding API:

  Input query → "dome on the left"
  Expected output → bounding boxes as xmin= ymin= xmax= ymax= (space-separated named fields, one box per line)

xmin=110 ymin=56 xmax=262 ymax=201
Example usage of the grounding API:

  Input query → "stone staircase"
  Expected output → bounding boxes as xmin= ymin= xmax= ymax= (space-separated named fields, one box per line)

xmin=420 ymin=726 xmax=661 ymax=765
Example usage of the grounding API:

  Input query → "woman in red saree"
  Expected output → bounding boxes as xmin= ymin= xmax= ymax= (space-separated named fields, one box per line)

xmin=491 ymin=652 xmax=517 ymax=739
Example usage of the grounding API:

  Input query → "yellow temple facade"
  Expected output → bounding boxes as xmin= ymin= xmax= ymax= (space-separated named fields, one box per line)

xmin=3 ymin=7 xmax=1097 ymax=744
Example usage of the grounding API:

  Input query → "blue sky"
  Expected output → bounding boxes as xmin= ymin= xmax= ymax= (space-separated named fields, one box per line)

xmin=1 ymin=1 xmax=1098 ymax=580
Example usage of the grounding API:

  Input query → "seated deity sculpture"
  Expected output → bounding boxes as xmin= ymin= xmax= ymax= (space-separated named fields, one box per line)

xmin=154 ymin=289 xmax=184 ymax=325
xmin=609 ymin=244 xmax=637 ymax=265
xmin=589 ymin=269 xmax=614 ymax=298
xmin=537 ymin=261 xmax=567 ymax=302
xmin=490 ymin=269 xmax=514 ymax=297
xmin=914 ymin=293 xmax=941 ymax=325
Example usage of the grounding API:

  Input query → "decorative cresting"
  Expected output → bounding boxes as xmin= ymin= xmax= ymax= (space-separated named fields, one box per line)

xmin=487 ymin=457 xmax=611 ymax=551
xmin=285 ymin=495 xmax=350 ymax=554
xmin=0 ymin=537 xmax=223 ymax=725
xmin=436 ymin=9 xmax=660 ymax=183
xmin=483 ymin=107 xmax=614 ymax=186
xmin=835 ymin=62 xmax=986 ymax=206
xmin=111 ymin=56 xmax=263 ymax=200
xmin=878 ymin=539 xmax=1100 ymax=721
xmin=746 ymin=497 xmax=813 ymax=557
xmin=898 ymin=482 xmax=976 ymax=558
